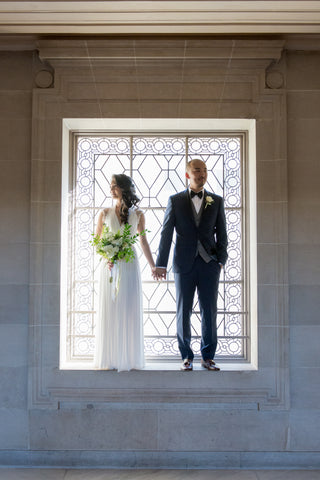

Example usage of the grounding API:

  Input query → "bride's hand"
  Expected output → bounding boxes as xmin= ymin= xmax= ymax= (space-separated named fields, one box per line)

xmin=151 ymin=267 xmax=157 ymax=279
xmin=152 ymin=266 xmax=166 ymax=280
xmin=107 ymin=261 xmax=114 ymax=271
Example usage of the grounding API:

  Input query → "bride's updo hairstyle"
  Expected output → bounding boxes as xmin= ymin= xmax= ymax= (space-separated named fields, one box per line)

xmin=112 ymin=174 xmax=140 ymax=224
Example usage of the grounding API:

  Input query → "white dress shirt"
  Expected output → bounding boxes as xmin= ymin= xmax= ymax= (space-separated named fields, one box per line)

xmin=189 ymin=188 xmax=204 ymax=214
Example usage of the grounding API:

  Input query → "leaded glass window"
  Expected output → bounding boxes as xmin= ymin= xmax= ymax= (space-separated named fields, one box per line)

xmin=66 ymin=134 xmax=245 ymax=364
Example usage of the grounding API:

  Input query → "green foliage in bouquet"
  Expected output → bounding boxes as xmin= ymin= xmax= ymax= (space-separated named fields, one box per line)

xmin=91 ymin=223 xmax=145 ymax=264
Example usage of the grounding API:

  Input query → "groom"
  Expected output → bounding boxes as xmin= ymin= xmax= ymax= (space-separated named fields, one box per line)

xmin=154 ymin=159 xmax=228 ymax=371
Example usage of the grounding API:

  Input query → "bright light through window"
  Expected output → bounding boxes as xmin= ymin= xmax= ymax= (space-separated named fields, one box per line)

xmin=64 ymin=134 xmax=246 ymax=365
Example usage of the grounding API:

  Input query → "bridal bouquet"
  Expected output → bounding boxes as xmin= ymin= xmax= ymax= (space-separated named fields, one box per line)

xmin=91 ymin=223 xmax=145 ymax=282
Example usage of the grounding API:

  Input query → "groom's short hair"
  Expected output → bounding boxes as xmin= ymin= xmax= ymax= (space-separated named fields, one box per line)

xmin=186 ymin=159 xmax=205 ymax=171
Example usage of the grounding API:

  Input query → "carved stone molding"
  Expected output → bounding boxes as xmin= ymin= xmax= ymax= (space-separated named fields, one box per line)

xmin=29 ymin=39 xmax=289 ymax=411
xmin=37 ymin=38 xmax=285 ymax=65
xmin=35 ymin=69 xmax=54 ymax=88
xmin=266 ymin=70 xmax=284 ymax=89
xmin=1 ymin=1 xmax=320 ymax=35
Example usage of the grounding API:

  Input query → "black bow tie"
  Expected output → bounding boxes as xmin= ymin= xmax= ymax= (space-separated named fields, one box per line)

xmin=190 ymin=190 xmax=203 ymax=199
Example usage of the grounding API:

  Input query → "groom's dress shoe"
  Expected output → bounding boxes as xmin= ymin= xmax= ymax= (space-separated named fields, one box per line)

xmin=201 ymin=359 xmax=220 ymax=371
xmin=181 ymin=359 xmax=193 ymax=371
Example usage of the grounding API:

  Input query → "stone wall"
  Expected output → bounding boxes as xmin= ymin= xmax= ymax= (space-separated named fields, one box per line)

xmin=287 ymin=50 xmax=320 ymax=453
xmin=0 ymin=38 xmax=319 ymax=468
xmin=0 ymin=51 xmax=33 ymax=450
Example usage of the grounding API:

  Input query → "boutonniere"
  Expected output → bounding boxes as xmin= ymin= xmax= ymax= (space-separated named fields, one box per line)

xmin=205 ymin=196 xmax=214 ymax=209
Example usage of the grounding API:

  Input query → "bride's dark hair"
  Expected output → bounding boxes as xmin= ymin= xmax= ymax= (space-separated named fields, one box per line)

xmin=112 ymin=174 xmax=140 ymax=224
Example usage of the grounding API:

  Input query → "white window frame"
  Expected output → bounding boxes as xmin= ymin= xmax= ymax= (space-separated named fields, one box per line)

xmin=60 ymin=118 xmax=257 ymax=371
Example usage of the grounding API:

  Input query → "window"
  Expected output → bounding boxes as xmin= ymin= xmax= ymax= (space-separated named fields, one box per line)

xmin=60 ymin=119 xmax=257 ymax=370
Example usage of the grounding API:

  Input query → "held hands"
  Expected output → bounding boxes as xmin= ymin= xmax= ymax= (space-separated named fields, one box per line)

xmin=152 ymin=267 xmax=167 ymax=281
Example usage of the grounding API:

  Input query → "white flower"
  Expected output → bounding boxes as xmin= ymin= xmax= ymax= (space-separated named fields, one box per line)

xmin=205 ymin=196 xmax=214 ymax=209
xmin=112 ymin=238 xmax=123 ymax=246
xmin=104 ymin=232 xmax=114 ymax=242
xmin=103 ymin=245 xmax=119 ymax=257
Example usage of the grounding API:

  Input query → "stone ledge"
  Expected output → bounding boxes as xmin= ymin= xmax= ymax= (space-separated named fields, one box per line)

xmin=0 ymin=450 xmax=319 ymax=469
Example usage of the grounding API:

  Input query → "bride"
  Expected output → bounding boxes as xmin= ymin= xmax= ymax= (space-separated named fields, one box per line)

xmin=94 ymin=174 xmax=155 ymax=371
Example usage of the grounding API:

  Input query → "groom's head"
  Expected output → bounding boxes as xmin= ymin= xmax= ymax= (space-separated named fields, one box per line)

xmin=186 ymin=159 xmax=208 ymax=192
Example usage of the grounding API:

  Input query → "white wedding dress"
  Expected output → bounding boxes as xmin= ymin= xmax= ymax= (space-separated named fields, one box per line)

xmin=94 ymin=207 xmax=145 ymax=371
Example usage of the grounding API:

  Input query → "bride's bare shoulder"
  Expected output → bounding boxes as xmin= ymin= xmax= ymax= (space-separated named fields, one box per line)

xmin=97 ymin=208 xmax=110 ymax=224
xmin=134 ymin=208 xmax=145 ymax=222
xmin=135 ymin=207 xmax=144 ymax=216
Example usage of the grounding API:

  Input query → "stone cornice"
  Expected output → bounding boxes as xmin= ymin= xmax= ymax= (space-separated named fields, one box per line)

xmin=36 ymin=38 xmax=285 ymax=66
xmin=0 ymin=1 xmax=320 ymax=35
xmin=1 ymin=34 xmax=320 ymax=54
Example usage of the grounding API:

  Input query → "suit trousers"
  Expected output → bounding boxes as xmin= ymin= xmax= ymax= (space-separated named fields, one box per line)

xmin=174 ymin=256 xmax=221 ymax=361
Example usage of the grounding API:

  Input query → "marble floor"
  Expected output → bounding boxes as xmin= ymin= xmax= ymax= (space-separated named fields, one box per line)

xmin=0 ymin=470 xmax=319 ymax=480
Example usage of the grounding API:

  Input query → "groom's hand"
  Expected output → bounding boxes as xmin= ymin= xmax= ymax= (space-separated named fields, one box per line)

xmin=152 ymin=267 xmax=167 ymax=280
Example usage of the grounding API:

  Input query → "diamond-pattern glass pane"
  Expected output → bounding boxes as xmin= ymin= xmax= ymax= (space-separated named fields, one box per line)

xmin=66 ymin=135 xmax=246 ymax=363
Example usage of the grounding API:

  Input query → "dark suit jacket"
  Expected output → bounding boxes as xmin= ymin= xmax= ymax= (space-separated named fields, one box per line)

xmin=156 ymin=189 xmax=228 ymax=274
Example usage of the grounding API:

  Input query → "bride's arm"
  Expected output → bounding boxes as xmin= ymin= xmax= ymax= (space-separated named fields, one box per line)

xmin=137 ymin=212 xmax=155 ymax=270
xmin=95 ymin=209 xmax=108 ymax=236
